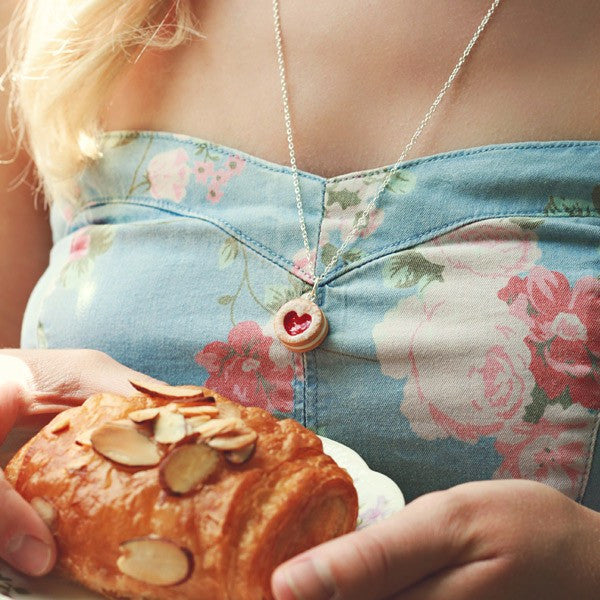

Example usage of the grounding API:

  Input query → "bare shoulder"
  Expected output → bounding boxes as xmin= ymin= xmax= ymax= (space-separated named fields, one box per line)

xmin=0 ymin=0 xmax=52 ymax=347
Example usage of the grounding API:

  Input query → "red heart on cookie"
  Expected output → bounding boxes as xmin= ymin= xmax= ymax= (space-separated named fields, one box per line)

xmin=283 ymin=311 xmax=312 ymax=336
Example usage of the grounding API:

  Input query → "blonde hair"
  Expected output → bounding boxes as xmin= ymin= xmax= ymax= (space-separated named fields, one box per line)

xmin=6 ymin=0 xmax=198 ymax=204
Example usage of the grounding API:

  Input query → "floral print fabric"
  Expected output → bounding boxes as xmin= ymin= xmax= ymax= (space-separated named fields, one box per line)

xmin=23 ymin=132 xmax=600 ymax=505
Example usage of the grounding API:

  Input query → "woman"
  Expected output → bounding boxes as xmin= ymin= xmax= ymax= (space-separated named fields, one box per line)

xmin=1 ymin=1 xmax=599 ymax=598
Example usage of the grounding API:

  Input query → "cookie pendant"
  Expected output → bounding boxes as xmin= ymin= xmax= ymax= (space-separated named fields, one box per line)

xmin=274 ymin=297 xmax=328 ymax=353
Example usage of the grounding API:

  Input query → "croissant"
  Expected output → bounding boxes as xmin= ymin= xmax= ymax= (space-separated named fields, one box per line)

xmin=5 ymin=382 xmax=358 ymax=600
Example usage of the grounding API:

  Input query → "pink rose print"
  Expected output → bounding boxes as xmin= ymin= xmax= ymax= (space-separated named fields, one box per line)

xmin=374 ymin=220 xmax=540 ymax=444
xmin=469 ymin=345 xmax=528 ymax=421
xmin=195 ymin=321 xmax=294 ymax=413
xmin=207 ymin=185 xmax=224 ymax=204
xmin=499 ymin=267 xmax=600 ymax=411
xmin=375 ymin=292 xmax=533 ymax=443
xmin=227 ymin=156 xmax=245 ymax=175
xmin=68 ymin=229 xmax=91 ymax=261
xmin=147 ymin=148 xmax=190 ymax=202
xmin=374 ymin=219 xmax=597 ymax=499
xmin=495 ymin=405 xmax=592 ymax=497
xmin=194 ymin=160 xmax=216 ymax=185
xmin=194 ymin=156 xmax=246 ymax=204
xmin=427 ymin=221 xmax=539 ymax=278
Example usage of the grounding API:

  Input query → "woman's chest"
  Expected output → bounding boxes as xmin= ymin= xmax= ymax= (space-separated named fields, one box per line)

xmin=103 ymin=0 xmax=600 ymax=178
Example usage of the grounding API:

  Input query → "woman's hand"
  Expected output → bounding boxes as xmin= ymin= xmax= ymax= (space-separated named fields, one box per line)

xmin=272 ymin=479 xmax=600 ymax=600
xmin=0 ymin=349 xmax=162 ymax=576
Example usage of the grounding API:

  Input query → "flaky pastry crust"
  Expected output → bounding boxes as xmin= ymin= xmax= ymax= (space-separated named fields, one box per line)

xmin=6 ymin=389 xmax=358 ymax=600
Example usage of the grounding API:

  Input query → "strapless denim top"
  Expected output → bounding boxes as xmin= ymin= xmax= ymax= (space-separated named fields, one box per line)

xmin=22 ymin=132 xmax=600 ymax=508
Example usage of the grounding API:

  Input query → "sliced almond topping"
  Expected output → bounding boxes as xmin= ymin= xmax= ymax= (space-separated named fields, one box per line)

xmin=177 ymin=405 xmax=219 ymax=418
xmin=196 ymin=417 xmax=246 ymax=439
xmin=128 ymin=408 xmax=161 ymax=423
xmin=153 ymin=410 xmax=187 ymax=444
xmin=129 ymin=379 xmax=208 ymax=401
xmin=90 ymin=421 xmax=161 ymax=467
xmin=185 ymin=415 xmax=212 ymax=434
xmin=224 ymin=443 xmax=256 ymax=465
xmin=75 ymin=429 xmax=94 ymax=447
xmin=31 ymin=497 xmax=57 ymax=530
xmin=207 ymin=429 xmax=258 ymax=452
xmin=159 ymin=443 xmax=220 ymax=495
xmin=117 ymin=536 xmax=194 ymax=586
xmin=49 ymin=413 xmax=70 ymax=434
xmin=215 ymin=401 xmax=241 ymax=419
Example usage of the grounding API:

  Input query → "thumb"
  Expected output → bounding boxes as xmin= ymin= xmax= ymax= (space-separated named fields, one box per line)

xmin=0 ymin=468 xmax=56 ymax=576
xmin=0 ymin=382 xmax=57 ymax=576
xmin=271 ymin=491 xmax=472 ymax=600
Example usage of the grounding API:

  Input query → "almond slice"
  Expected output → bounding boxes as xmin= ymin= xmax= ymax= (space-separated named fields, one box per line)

xmin=129 ymin=379 xmax=209 ymax=402
xmin=49 ymin=413 xmax=70 ymax=434
xmin=196 ymin=417 xmax=246 ymax=439
xmin=185 ymin=415 xmax=212 ymax=434
xmin=75 ymin=429 xmax=94 ymax=447
xmin=159 ymin=443 xmax=220 ymax=495
xmin=177 ymin=406 xmax=219 ymax=418
xmin=117 ymin=536 xmax=193 ymax=586
xmin=206 ymin=429 xmax=258 ymax=452
xmin=128 ymin=408 xmax=161 ymax=423
xmin=91 ymin=421 xmax=161 ymax=467
xmin=215 ymin=401 xmax=241 ymax=419
xmin=224 ymin=443 xmax=256 ymax=465
xmin=31 ymin=497 xmax=57 ymax=530
xmin=154 ymin=410 xmax=187 ymax=444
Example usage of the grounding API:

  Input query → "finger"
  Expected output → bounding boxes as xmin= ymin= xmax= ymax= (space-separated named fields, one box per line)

xmin=0 ymin=469 xmax=56 ymax=576
xmin=0 ymin=382 xmax=22 ymax=444
xmin=0 ymin=349 xmax=165 ymax=415
xmin=395 ymin=559 xmax=510 ymax=600
xmin=271 ymin=491 xmax=477 ymax=600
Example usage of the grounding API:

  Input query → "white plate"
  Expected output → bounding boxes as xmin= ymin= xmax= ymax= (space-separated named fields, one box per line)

xmin=0 ymin=436 xmax=404 ymax=599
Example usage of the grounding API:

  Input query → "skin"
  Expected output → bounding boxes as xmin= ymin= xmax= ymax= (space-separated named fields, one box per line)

xmin=0 ymin=0 xmax=599 ymax=593
xmin=270 ymin=480 xmax=600 ymax=599
xmin=0 ymin=350 xmax=163 ymax=575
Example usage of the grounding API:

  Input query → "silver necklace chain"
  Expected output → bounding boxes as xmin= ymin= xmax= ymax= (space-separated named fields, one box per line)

xmin=272 ymin=0 xmax=502 ymax=300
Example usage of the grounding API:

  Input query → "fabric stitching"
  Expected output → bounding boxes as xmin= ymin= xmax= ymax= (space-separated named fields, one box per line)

xmin=319 ymin=211 xmax=553 ymax=284
xmin=68 ymin=198 xmax=298 ymax=274
xmin=103 ymin=131 xmax=324 ymax=183
xmin=314 ymin=180 xmax=326 ymax=278
xmin=67 ymin=200 xmax=595 ymax=287
xmin=102 ymin=131 xmax=600 ymax=184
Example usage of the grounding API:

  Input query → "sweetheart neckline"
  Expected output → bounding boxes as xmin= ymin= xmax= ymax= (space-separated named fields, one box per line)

xmin=101 ymin=130 xmax=600 ymax=184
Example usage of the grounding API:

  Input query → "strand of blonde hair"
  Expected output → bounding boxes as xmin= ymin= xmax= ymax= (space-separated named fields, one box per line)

xmin=4 ymin=0 xmax=199 ymax=205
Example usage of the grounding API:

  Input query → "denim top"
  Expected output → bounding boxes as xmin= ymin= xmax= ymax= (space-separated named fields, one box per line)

xmin=22 ymin=132 xmax=600 ymax=506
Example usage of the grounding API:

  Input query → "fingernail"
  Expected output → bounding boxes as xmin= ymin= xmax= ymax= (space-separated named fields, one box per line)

xmin=278 ymin=556 xmax=337 ymax=600
xmin=6 ymin=534 xmax=53 ymax=576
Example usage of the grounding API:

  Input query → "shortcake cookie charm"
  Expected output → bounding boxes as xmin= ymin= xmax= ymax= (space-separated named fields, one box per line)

xmin=274 ymin=297 xmax=329 ymax=353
